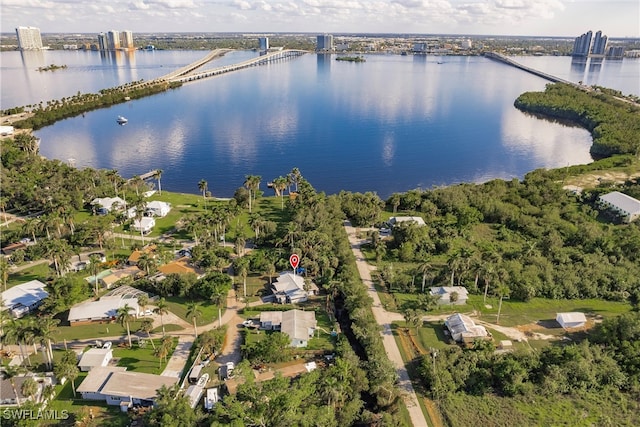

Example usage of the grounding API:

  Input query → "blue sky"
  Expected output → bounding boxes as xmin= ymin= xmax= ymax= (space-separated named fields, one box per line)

xmin=2 ymin=0 xmax=639 ymax=37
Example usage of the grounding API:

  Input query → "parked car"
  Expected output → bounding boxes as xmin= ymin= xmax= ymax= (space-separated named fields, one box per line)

xmin=225 ymin=362 xmax=235 ymax=379
xmin=102 ymin=341 xmax=112 ymax=349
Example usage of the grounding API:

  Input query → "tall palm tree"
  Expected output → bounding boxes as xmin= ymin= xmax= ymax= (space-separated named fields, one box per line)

xmin=89 ymin=253 xmax=102 ymax=295
xmin=154 ymin=298 xmax=170 ymax=336
xmin=272 ymin=176 xmax=288 ymax=209
xmin=243 ymin=175 xmax=261 ymax=213
xmin=116 ymin=304 xmax=135 ymax=348
xmin=37 ymin=317 xmax=60 ymax=370
xmin=185 ymin=302 xmax=202 ymax=338
xmin=210 ymin=288 xmax=226 ymax=328
xmin=234 ymin=257 xmax=250 ymax=298
xmin=289 ymin=167 xmax=302 ymax=193
xmin=153 ymin=169 xmax=163 ymax=195
xmin=198 ymin=179 xmax=208 ymax=202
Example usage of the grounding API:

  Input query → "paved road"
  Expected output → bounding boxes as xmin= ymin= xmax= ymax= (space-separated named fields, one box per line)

xmin=343 ymin=221 xmax=429 ymax=427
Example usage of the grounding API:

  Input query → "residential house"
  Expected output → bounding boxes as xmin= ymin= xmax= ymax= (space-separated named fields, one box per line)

xmin=68 ymin=296 xmax=139 ymax=326
xmin=389 ymin=216 xmax=426 ymax=227
xmin=78 ymin=348 xmax=113 ymax=371
xmin=259 ymin=309 xmax=317 ymax=347
xmin=77 ymin=367 xmax=177 ymax=409
xmin=0 ymin=373 xmax=54 ymax=405
xmin=444 ymin=313 xmax=491 ymax=344
xmin=271 ymin=272 xmax=318 ymax=304
xmin=91 ymin=197 xmax=126 ymax=215
xmin=429 ymin=286 xmax=469 ymax=305
xmin=128 ymin=245 xmax=157 ymax=266
xmin=1 ymin=280 xmax=48 ymax=318
xmin=145 ymin=201 xmax=171 ymax=217
xmin=1 ymin=242 xmax=27 ymax=256
xmin=94 ymin=266 xmax=143 ymax=289
xmin=132 ymin=217 xmax=155 ymax=234
xmin=556 ymin=312 xmax=587 ymax=329
xmin=598 ymin=191 xmax=640 ymax=223
xmin=157 ymin=257 xmax=203 ymax=277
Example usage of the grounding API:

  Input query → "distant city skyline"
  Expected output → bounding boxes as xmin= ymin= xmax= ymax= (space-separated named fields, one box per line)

xmin=2 ymin=0 xmax=639 ymax=38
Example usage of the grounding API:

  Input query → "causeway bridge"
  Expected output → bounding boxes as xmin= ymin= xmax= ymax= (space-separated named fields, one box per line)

xmin=484 ymin=52 xmax=576 ymax=86
xmin=159 ymin=49 xmax=309 ymax=84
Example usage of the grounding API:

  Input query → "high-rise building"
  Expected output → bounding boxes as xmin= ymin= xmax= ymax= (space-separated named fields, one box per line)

xmin=120 ymin=31 xmax=134 ymax=50
xmin=258 ymin=37 xmax=269 ymax=52
xmin=572 ymin=31 xmax=592 ymax=57
xmin=98 ymin=33 xmax=108 ymax=51
xmin=316 ymin=34 xmax=334 ymax=51
xmin=107 ymin=30 xmax=121 ymax=50
xmin=15 ymin=26 xmax=43 ymax=50
xmin=591 ymin=30 xmax=608 ymax=56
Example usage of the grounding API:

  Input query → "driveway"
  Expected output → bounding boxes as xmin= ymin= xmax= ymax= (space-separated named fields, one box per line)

xmin=344 ymin=220 xmax=429 ymax=427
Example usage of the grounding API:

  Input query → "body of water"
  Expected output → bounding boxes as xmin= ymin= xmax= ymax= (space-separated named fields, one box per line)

xmin=3 ymin=50 xmax=638 ymax=199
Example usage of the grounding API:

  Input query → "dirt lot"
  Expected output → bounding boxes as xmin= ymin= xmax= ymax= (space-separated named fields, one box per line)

xmin=564 ymin=170 xmax=640 ymax=190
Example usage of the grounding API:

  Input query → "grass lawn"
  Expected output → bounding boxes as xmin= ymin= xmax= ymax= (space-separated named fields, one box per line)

xmin=164 ymin=296 xmax=221 ymax=327
xmin=54 ymin=319 xmax=150 ymax=342
xmin=7 ymin=262 xmax=51 ymax=287
xmin=112 ymin=337 xmax=178 ymax=374
xmin=151 ymin=323 xmax=184 ymax=334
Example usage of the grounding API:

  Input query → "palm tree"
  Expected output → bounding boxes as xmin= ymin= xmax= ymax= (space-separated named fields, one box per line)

xmin=37 ymin=316 xmax=60 ymax=371
xmin=289 ymin=167 xmax=302 ymax=192
xmin=198 ymin=179 xmax=208 ymax=202
xmin=243 ymin=175 xmax=261 ymax=213
xmin=417 ymin=257 xmax=433 ymax=293
xmin=154 ymin=336 xmax=174 ymax=369
xmin=185 ymin=302 xmax=202 ymax=338
xmin=0 ymin=257 xmax=9 ymax=292
xmin=496 ymin=284 xmax=511 ymax=325
xmin=116 ymin=304 xmax=135 ymax=348
xmin=138 ymin=318 xmax=156 ymax=349
xmin=21 ymin=377 xmax=38 ymax=402
xmin=154 ymin=298 xmax=170 ymax=336
xmin=138 ymin=294 xmax=149 ymax=316
xmin=210 ymin=288 xmax=226 ymax=328
xmin=89 ymin=253 xmax=102 ymax=295
xmin=272 ymin=176 xmax=288 ymax=209
xmin=153 ymin=169 xmax=163 ymax=195
xmin=234 ymin=256 xmax=250 ymax=298
xmin=235 ymin=234 xmax=246 ymax=257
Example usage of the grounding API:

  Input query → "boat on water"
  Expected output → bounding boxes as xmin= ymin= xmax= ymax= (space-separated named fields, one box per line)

xmin=116 ymin=116 xmax=128 ymax=125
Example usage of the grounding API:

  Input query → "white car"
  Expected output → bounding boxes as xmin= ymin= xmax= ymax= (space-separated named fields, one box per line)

xmin=103 ymin=341 xmax=112 ymax=349
xmin=225 ymin=362 xmax=235 ymax=379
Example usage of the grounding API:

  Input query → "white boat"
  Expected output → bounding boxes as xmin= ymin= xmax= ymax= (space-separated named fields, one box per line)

xmin=116 ymin=115 xmax=128 ymax=125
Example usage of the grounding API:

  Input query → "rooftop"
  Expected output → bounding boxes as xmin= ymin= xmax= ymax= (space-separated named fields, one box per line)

xmin=1 ymin=280 xmax=48 ymax=310
xmin=100 ymin=371 xmax=177 ymax=400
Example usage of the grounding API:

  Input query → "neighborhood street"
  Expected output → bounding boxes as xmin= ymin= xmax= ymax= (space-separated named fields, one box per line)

xmin=343 ymin=221 xmax=429 ymax=427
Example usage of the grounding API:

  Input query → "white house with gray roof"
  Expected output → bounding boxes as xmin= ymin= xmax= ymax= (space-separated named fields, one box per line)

xmin=598 ymin=191 xmax=640 ymax=223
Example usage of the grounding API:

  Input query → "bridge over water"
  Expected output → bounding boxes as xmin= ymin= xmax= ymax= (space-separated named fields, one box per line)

xmin=158 ymin=49 xmax=309 ymax=84
xmin=484 ymin=52 xmax=576 ymax=86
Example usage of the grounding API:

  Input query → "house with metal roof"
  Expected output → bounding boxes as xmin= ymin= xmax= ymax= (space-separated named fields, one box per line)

xmin=68 ymin=296 xmax=139 ymax=326
xmin=77 ymin=367 xmax=177 ymax=408
xmin=389 ymin=216 xmax=426 ymax=227
xmin=78 ymin=348 xmax=113 ymax=371
xmin=259 ymin=309 xmax=317 ymax=347
xmin=598 ymin=191 xmax=640 ymax=223
xmin=271 ymin=273 xmax=318 ymax=304
xmin=444 ymin=313 xmax=491 ymax=344
xmin=556 ymin=312 xmax=587 ymax=329
xmin=429 ymin=286 xmax=469 ymax=305
xmin=1 ymin=280 xmax=48 ymax=318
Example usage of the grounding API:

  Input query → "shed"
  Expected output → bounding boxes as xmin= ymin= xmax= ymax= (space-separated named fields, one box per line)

xmin=556 ymin=312 xmax=587 ymax=329
xmin=78 ymin=348 xmax=113 ymax=371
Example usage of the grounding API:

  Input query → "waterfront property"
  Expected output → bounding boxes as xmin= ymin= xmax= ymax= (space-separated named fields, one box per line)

xmin=389 ymin=216 xmax=426 ymax=227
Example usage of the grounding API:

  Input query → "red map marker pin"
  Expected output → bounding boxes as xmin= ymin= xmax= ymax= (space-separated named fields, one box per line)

xmin=289 ymin=253 xmax=300 ymax=270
